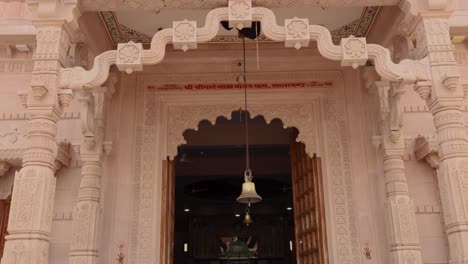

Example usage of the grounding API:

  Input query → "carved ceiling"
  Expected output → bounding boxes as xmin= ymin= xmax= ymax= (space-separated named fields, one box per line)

xmin=80 ymin=0 xmax=399 ymax=11
xmin=100 ymin=6 xmax=381 ymax=45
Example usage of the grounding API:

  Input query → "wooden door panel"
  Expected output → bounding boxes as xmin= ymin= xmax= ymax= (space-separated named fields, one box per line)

xmin=290 ymin=139 xmax=327 ymax=264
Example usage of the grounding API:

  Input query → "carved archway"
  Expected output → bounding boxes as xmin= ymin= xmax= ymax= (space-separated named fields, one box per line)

xmin=129 ymin=71 xmax=361 ymax=264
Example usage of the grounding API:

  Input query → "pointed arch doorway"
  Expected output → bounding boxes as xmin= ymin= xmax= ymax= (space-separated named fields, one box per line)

xmin=160 ymin=110 xmax=327 ymax=264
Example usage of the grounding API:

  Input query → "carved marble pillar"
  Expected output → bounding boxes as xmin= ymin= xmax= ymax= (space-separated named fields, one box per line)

xmin=0 ymin=21 xmax=74 ymax=264
xmin=69 ymin=87 xmax=112 ymax=264
xmin=374 ymin=81 xmax=423 ymax=264
xmin=413 ymin=15 xmax=468 ymax=263
xmin=69 ymin=151 xmax=103 ymax=264
xmin=381 ymin=135 xmax=423 ymax=264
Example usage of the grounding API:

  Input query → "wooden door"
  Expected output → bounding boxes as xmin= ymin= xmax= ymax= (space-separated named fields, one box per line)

xmin=160 ymin=159 xmax=176 ymax=264
xmin=290 ymin=140 xmax=327 ymax=264
xmin=0 ymin=196 xmax=11 ymax=259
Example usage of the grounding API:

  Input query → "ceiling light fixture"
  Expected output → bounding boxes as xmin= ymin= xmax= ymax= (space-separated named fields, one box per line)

xmin=236 ymin=34 xmax=262 ymax=207
xmin=184 ymin=208 xmax=190 ymax=212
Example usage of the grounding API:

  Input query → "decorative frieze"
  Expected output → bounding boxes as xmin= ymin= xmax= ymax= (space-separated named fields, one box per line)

xmin=173 ymin=20 xmax=197 ymax=52
xmin=285 ymin=18 xmax=310 ymax=50
xmin=0 ymin=61 xmax=34 ymax=73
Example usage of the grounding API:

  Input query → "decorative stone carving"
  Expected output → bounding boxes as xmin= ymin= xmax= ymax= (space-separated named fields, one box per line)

xmin=30 ymin=75 xmax=49 ymax=99
xmin=341 ymin=36 xmax=368 ymax=69
xmin=69 ymin=82 xmax=114 ymax=264
xmin=463 ymin=79 xmax=468 ymax=98
xmin=59 ymin=3 xmax=430 ymax=92
xmin=441 ymin=71 xmax=461 ymax=92
xmin=17 ymin=90 xmax=29 ymax=108
xmin=173 ymin=20 xmax=197 ymax=52
xmin=228 ymin=0 xmax=252 ymax=30
xmin=414 ymin=80 xmax=432 ymax=100
xmin=103 ymin=141 xmax=113 ymax=155
xmin=373 ymin=78 xmax=424 ymax=264
xmin=414 ymin=136 xmax=439 ymax=169
xmin=116 ymin=41 xmax=143 ymax=74
xmin=0 ymin=161 xmax=11 ymax=176
xmin=285 ymin=18 xmax=310 ymax=50
xmin=58 ymin=89 xmax=74 ymax=107
xmin=130 ymin=74 xmax=361 ymax=264
xmin=416 ymin=16 xmax=468 ymax=263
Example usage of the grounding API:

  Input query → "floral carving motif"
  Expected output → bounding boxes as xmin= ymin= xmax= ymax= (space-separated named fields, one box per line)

xmin=117 ymin=42 xmax=143 ymax=74
xmin=286 ymin=20 xmax=308 ymax=38
xmin=174 ymin=23 xmax=195 ymax=41
xmin=344 ymin=39 xmax=366 ymax=58
xmin=341 ymin=37 xmax=368 ymax=69
xmin=118 ymin=45 xmax=140 ymax=64
xmin=229 ymin=1 xmax=250 ymax=19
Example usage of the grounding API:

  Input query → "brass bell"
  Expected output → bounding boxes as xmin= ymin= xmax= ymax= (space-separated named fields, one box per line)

xmin=243 ymin=208 xmax=253 ymax=226
xmin=237 ymin=170 xmax=262 ymax=205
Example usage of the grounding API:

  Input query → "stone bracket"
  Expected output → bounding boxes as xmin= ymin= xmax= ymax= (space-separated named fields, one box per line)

xmin=341 ymin=36 xmax=368 ymax=69
xmin=285 ymin=18 xmax=310 ymax=49
xmin=173 ymin=20 xmax=197 ymax=52
xmin=116 ymin=41 xmax=143 ymax=74
xmin=228 ymin=0 xmax=252 ymax=30
xmin=414 ymin=136 xmax=440 ymax=169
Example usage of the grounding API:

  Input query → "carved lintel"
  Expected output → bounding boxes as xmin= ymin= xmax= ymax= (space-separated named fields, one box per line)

xmin=0 ymin=161 xmax=11 ymax=176
xmin=414 ymin=136 xmax=440 ymax=169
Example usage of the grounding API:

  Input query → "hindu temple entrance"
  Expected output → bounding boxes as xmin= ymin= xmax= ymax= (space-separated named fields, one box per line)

xmin=159 ymin=111 xmax=327 ymax=264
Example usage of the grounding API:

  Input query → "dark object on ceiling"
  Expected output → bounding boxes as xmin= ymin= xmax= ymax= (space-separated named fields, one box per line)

xmin=220 ymin=21 xmax=262 ymax=40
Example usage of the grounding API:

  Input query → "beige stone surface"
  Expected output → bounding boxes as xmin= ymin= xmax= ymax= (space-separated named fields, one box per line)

xmin=0 ymin=0 xmax=467 ymax=263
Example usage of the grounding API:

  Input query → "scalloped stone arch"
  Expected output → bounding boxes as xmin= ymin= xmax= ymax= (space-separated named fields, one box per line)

xmin=168 ymin=103 xmax=320 ymax=159
xmin=59 ymin=2 xmax=431 ymax=91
